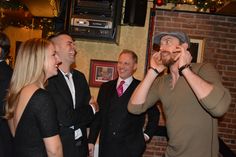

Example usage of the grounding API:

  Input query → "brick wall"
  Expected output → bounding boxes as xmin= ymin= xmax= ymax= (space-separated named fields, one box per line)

xmin=143 ymin=9 xmax=236 ymax=156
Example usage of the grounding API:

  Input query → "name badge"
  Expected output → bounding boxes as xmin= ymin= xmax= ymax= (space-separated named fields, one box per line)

xmin=74 ymin=128 xmax=82 ymax=140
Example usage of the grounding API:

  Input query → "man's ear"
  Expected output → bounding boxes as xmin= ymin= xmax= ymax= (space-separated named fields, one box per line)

xmin=133 ymin=63 xmax=138 ymax=72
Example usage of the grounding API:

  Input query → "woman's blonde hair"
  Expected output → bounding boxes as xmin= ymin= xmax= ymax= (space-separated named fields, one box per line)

xmin=5 ymin=38 xmax=52 ymax=119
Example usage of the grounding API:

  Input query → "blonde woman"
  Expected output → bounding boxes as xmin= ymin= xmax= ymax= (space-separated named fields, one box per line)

xmin=4 ymin=38 xmax=63 ymax=157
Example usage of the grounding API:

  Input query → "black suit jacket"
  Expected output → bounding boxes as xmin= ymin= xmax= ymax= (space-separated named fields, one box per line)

xmin=46 ymin=69 xmax=94 ymax=157
xmin=88 ymin=78 xmax=160 ymax=157
xmin=0 ymin=61 xmax=13 ymax=157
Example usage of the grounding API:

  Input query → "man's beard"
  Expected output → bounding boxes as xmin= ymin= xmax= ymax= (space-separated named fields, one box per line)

xmin=161 ymin=51 xmax=176 ymax=67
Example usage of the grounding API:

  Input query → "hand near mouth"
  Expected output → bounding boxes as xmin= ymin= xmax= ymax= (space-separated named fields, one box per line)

xmin=150 ymin=52 xmax=166 ymax=73
xmin=174 ymin=46 xmax=192 ymax=68
xmin=172 ymin=47 xmax=182 ymax=62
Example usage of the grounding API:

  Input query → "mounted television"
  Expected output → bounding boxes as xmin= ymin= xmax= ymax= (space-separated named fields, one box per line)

xmin=74 ymin=0 xmax=113 ymax=17
xmin=68 ymin=0 xmax=122 ymax=43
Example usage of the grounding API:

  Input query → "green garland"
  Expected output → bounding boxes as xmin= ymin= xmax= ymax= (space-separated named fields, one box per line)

xmin=158 ymin=0 xmax=225 ymax=12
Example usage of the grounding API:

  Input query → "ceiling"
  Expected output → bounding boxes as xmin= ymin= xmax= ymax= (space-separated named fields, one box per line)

xmin=0 ymin=0 xmax=60 ymax=17
xmin=216 ymin=0 xmax=236 ymax=16
xmin=1 ymin=0 xmax=236 ymax=17
xmin=21 ymin=0 xmax=60 ymax=17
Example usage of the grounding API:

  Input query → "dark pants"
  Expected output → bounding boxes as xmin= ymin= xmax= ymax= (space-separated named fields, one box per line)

xmin=60 ymin=127 xmax=88 ymax=157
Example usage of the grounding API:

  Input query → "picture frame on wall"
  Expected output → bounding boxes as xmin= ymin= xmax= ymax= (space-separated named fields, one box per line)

xmin=89 ymin=59 xmax=118 ymax=87
xmin=189 ymin=37 xmax=205 ymax=63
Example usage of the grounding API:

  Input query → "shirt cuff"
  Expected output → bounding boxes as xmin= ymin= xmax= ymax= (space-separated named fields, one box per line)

xmin=90 ymin=104 xmax=96 ymax=114
xmin=144 ymin=133 xmax=150 ymax=141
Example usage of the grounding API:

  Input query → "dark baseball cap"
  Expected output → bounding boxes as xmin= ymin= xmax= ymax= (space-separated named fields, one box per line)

xmin=154 ymin=31 xmax=190 ymax=48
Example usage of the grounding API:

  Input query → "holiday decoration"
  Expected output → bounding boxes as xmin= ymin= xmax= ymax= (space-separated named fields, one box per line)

xmin=155 ymin=0 xmax=227 ymax=12
xmin=0 ymin=1 xmax=56 ymax=37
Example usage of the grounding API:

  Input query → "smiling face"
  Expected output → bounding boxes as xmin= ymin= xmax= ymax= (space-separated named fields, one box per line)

xmin=117 ymin=51 xmax=137 ymax=80
xmin=52 ymin=34 xmax=76 ymax=67
xmin=159 ymin=35 xmax=181 ymax=67
xmin=44 ymin=43 xmax=60 ymax=79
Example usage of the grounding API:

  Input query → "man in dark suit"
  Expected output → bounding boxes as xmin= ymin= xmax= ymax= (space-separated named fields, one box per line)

xmin=47 ymin=32 xmax=98 ymax=157
xmin=88 ymin=49 xmax=160 ymax=157
xmin=0 ymin=32 xmax=13 ymax=157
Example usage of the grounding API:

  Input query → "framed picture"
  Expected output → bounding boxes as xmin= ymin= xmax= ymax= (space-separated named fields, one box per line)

xmin=189 ymin=38 xmax=205 ymax=63
xmin=89 ymin=59 xmax=118 ymax=87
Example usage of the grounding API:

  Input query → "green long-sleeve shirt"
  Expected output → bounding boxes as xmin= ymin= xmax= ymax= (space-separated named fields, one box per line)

xmin=128 ymin=63 xmax=231 ymax=157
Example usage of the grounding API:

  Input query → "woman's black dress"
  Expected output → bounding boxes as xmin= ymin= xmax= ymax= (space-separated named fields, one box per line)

xmin=13 ymin=89 xmax=59 ymax=157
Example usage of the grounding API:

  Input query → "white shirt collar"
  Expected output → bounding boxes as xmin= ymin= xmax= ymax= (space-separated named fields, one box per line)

xmin=59 ymin=69 xmax=72 ymax=77
xmin=117 ymin=76 xmax=133 ymax=87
